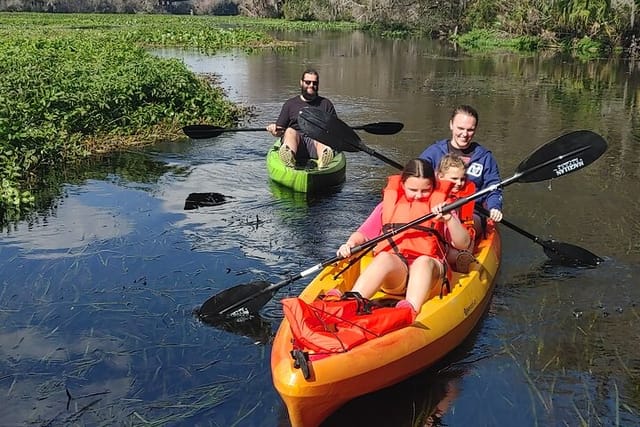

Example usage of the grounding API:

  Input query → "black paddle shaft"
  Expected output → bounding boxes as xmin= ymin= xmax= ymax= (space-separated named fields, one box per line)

xmin=300 ymin=105 xmax=606 ymax=268
xmin=475 ymin=206 xmax=603 ymax=267
xmin=182 ymin=120 xmax=404 ymax=140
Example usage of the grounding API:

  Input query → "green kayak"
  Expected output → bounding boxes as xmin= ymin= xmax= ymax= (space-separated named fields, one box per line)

xmin=266 ymin=140 xmax=346 ymax=193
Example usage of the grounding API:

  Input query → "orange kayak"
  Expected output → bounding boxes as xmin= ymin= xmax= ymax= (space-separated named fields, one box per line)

xmin=271 ymin=225 xmax=501 ymax=427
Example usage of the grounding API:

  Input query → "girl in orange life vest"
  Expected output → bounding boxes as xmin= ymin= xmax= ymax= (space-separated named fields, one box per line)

xmin=336 ymin=158 xmax=471 ymax=319
xmin=436 ymin=153 xmax=477 ymax=273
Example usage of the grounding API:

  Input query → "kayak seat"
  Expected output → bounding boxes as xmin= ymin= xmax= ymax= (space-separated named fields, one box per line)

xmin=370 ymin=297 xmax=401 ymax=308
xmin=453 ymin=250 xmax=477 ymax=273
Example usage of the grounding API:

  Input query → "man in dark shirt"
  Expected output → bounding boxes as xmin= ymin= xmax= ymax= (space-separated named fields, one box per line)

xmin=266 ymin=69 xmax=336 ymax=168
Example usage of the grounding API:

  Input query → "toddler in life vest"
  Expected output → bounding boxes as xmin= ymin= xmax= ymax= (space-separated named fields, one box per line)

xmin=436 ymin=154 xmax=478 ymax=273
xmin=336 ymin=158 xmax=471 ymax=319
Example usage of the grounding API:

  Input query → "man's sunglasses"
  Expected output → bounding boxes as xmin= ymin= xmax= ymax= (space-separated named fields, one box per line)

xmin=303 ymin=80 xmax=318 ymax=86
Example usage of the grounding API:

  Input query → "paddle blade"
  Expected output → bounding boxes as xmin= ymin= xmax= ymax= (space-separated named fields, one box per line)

xmin=517 ymin=130 xmax=607 ymax=183
xmin=184 ymin=192 xmax=229 ymax=210
xmin=196 ymin=281 xmax=273 ymax=319
xmin=358 ymin=122 xmax=404 ymax=135
xmin=541 ymin=240 xmax=603 ymax=267
xmin=183 ymin=124 xmax=226 ymax=139
xmin=299 ymin=108 xmax=362 ymax=153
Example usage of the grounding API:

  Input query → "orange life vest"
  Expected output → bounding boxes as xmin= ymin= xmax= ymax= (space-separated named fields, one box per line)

xmin=375 ymin=175 xmax=453 ymax=261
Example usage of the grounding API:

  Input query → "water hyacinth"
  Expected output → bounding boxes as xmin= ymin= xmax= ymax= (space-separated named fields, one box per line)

xmin=0 ymin=13 xmax=276 ymax=218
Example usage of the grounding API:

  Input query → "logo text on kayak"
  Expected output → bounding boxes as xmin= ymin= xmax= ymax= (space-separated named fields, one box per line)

xmin=463 ymin=298 xmax=477 ymax=317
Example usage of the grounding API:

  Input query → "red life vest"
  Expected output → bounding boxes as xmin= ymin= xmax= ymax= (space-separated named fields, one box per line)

xmin=281 ymin=293 xmax=414 ymax=359
xmin=375 ymin=175 xmax=453 ymax=261
xmin=451 ymin=180 xmax=477 ymax=242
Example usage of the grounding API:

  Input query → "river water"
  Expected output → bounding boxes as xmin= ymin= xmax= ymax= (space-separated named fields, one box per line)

xmin=1 ymin=30 xmax=639 ymax=426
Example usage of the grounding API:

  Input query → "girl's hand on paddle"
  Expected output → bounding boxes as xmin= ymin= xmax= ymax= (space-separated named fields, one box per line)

xmin=337 ymin=232 xmax=367 ymax=258
xmin=337 ymin=243 xmax=353 ymax=258
xmin=432 ymin=202 xmax=453 ymax=222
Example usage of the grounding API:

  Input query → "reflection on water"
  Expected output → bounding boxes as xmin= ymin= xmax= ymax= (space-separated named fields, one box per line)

xmin=320 ymin=366 xmax=464 ymax=427
xmin=3 ymin=185 xmax=135 ymax=257
xmin=489 ymin=258 xmax=640 ymax=426
xmin=0 ymin=32 xmax=639 ymax=426
xmin=318 ymin=314 xmax=489 ymax=427
xmin=183 ymin=191 xmax=229 ymax=210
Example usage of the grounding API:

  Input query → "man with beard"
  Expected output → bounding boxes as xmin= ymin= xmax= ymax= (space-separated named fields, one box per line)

xmin=266 ymin=69 xmax=336 ymax=169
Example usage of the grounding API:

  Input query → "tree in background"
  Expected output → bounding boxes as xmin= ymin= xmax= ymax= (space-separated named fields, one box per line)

xmin=460 ymin=0 xmax=638 ymax=55
xmin=0 ymin=0 xmax=158 ymax=12
xmin=0 ymin=0 xmax=636 ymax=53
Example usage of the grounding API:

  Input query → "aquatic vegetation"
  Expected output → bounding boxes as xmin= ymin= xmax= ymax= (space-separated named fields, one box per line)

xmin=0 ymin=13 xmax=280 ymax=217
xmin=453 ymin=29 xmax=540 ymax=53
xmin=212 ymin=15 xmax=360 ymax=32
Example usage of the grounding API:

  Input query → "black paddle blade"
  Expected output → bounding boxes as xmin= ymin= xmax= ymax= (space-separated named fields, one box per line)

xmin=358 ymin=122 xmax=404 ymax=135
xmin=541 ymin=240 xmax=604 ymax=267
xmin=298 ymin=108 xmax=362 ymax=153
xmin=517 ymin=130 xmax=608 ymax=183
xmin=182 ymin=124 xmax=226 ymax=139
xmin=184 ymin=192 xmax=229 ymax=210
xmin=196 ymin=281 xmax=272 ymax=319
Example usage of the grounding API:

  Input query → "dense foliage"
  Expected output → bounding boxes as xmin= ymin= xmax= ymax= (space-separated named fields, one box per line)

xmin=1 ymin=1 xmax=637 ymax=54
xmin=273 ymin=0 xmax=639 ymax=57
xmin=456 ymin=0 xmax=639 ymax=57
xmin=0 ymin=13 xmax=280 ymax=217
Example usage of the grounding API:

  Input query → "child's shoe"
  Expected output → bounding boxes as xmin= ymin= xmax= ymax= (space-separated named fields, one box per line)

xmin=395 ymin=299 xmax=417 ymax=321
xmin=324 ymin=289 xmax=343 ymax=299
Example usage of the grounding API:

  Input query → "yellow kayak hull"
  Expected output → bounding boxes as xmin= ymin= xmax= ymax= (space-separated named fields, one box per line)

xmin=271 ymin=226 xmax=501 ymax=427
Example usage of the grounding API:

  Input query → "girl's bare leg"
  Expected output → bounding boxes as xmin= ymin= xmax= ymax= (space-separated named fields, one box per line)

xmin=405 ymin=256 xmax=443 ymax=310
xmin=351 ymin=252 xmax=407 ymax=298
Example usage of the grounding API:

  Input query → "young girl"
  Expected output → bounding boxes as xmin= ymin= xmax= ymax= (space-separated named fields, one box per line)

xmin=336 ymin=158 xmax=470 ymax=319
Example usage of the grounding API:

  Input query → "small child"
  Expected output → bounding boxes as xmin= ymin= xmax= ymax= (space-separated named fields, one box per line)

xmin=436 ymin=154 xmax=477 ymax=273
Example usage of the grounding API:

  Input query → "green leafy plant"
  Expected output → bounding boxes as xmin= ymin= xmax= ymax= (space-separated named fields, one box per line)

xmin=0 ymin=13 xmax=275 ymax=216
